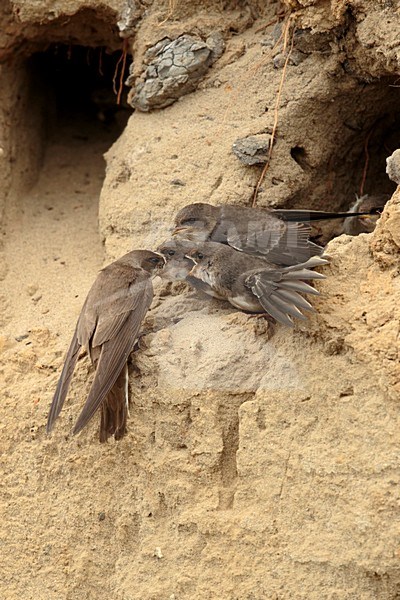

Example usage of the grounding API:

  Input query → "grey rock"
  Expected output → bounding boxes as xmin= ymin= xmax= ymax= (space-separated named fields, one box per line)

xmin=261 ymin=23 xmax=283 ymax=49
xmin=293 ymin=28 xmax=335 ymax=54
xmin=128 ymin=34 xmax=225 ymax=112
xmin=386 ymin=149 xmax=400 ymax=184
xmin=273 ymin=49 xmax=306 ymax=69
xmin=117 ymin=0 xmax=143 ymax=38
xmin=232 ymin=134 xmax=271 ymax=165
xmin=205 ymin=32 xmax=225 ymax=59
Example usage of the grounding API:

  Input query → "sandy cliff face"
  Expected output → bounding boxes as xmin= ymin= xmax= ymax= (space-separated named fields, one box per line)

xmin=1 ymin=1 xmax=400 ymax=598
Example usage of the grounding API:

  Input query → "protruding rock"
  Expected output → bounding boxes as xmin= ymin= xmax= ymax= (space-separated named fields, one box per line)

xmin=386 ymin=149 xmax=400 ymax=184
xmin=117 ymin=0 xmax=143 ymax=38
xmin=232 ymin=134 xmax=271 ymax=165
xmin=128 ymin=34 xmax=224 ymax=111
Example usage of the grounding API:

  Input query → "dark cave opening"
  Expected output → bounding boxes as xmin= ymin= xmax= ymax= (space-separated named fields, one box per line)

xmin=345 ymin=82 xmax=400 ymax=204
xmin=27 ymin=43 xmax=131 ymax=137
xmin=340 ymin=109 xmax=399 ymax=202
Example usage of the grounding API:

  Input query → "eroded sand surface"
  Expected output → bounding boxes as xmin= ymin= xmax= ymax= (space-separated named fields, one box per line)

xmin=1 ymin=1 xmax=400 ymax=598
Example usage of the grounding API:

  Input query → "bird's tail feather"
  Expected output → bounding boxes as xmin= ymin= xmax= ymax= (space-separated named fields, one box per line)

xmin=248 ymin=255 xmax=328 ymax=326
xmin=272 ymin=209 xmax=378 ymax=222
xmin=99 ymin=364 xmax=129 ymax=443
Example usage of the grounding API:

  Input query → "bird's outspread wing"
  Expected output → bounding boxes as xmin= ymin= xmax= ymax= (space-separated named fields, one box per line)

xmin=245 ymin=256 xmax=329 ymax=327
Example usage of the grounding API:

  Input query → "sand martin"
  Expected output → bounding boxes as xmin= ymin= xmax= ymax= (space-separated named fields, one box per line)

xmin=184 ymin=241 xmax=328 ymax=327
xmin=46 ymin=250 xmax=165 ymax=442
xmin=173 ymin=202 xmax=375 ymax=266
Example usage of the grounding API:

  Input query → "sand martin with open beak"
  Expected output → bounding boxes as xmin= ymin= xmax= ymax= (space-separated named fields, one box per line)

xmin=157 ymin=239 xmax=225 ymax=299
xmin=184 ymin=241 xmax=329 ymax=327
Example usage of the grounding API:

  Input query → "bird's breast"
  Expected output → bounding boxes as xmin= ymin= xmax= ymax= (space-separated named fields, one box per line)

xmin=162 ymin=261 xmax=190 ymax=281
xmin=191 ymin=264 xmax=215 ymax=286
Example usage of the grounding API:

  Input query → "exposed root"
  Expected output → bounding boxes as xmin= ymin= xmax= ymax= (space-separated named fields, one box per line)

xmin=217 ymin=9 xmax=289 ymax=141
xmin=252 ymin=16 xmax=296 ymax=208
xmin=98 ymin=47 xmax=104 ymax=77
xmin=112 ymin=40 xmax=130 ymax=105
xmin=359 ymin=125 xmax=373 ymax=197
xmin=157 ymin=0 xmax=177 ymax=27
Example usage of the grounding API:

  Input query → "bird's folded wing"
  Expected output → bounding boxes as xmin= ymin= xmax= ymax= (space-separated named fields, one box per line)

xmin=245 ymin=259 xmax=327 ymax=327
xmin=72 ymin=278 xmax=153 ymax=436
xmin=227 ymin=220 xmax=323 ymax=266
xmin=78 ymin=270 xmax=153 ymax=348
xmin=270 ymin=208 xmax=374 ymax=221
xmin=46 ymin=329 xmax=81 ymax=433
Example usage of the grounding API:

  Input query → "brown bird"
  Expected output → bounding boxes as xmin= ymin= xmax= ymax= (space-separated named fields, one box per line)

xmin=184 ymin=241 xmax=328 ymax=327
xmin=157 ymin=238 xmax=224 ymax=298
xmin=46 ymin=250 xmax=165 ymax=442
xmin=157 ymin=239 xmax=194 ymax=282
xmin=342 ymin=194 xmax=389 ymax=236
xmin=173 ymin=202 xmax=375 ymax=266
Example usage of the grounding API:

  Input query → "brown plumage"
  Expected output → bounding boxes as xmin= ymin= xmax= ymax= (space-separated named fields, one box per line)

xmin=157 ymin=239 xmax=194 ymax=282
xmin=157 ymin=239 xmax=224 ymax=298
xmin=184 ymin=242 xmax=329 ymax=327
xmin=342 ymin=194 xmax=388 ymax=236
xmin=46 ymin=250 xmax=165 ymax=442
xmin=173 ymin=202 xmax=375 ymax=266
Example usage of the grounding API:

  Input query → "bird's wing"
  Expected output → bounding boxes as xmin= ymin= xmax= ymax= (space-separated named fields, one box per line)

xmin=186 ymin=274 xmax=225 ymax=299
xmin=77 ymin=268 xmax=152 ymax=349
xmin=72 ymin=275 xmax=153 ymax=436
xmin=270 ymin=208 xmax=375 ymax=221
xmin=245 ymin=257 xmax=328 ymax=327
xmin=46 ymin=328 xmax=81 ymax=433
xmin=227 ymin=219 xmax=323 ymax=266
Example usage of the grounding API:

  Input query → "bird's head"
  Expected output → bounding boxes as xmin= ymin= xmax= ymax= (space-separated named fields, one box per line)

xmin=184 ymin=241 xmax=223 ymax=268
xmin=157 ymin=239 xmax=194 ymax=280
xmin=138 ymin=250 xmax=166 ymax=273
xmin=173 ymin=203 xmax=219 ymax=241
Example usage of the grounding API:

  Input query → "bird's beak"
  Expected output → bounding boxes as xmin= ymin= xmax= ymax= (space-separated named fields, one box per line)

xmin=172 ymin=226 xmax=190 ymax=235
xmin=154 ymin=252 xmax=166 ymax=266
xmin=184 ymin=253 xmax=197 ymax=265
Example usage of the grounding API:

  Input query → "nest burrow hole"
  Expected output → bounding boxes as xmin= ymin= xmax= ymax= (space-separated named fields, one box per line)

xmin=288 ymin=76 xmax=400 ymax=213
xmin=28 ymin=44 xmax=130 ymax=130
xmin=7 ymin=32 xmax=131 ymax=190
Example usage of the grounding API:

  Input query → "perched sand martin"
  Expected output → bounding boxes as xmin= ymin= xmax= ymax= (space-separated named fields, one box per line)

xmin=173 ymin=202 xmax=375 ymax=266
xmin=184 ymin=241 xmax=329 ymax=327
xmin=343 ymin=194 xmax=388 ymax=236
xmin=46 ymin=250 xmax=165 ymax=442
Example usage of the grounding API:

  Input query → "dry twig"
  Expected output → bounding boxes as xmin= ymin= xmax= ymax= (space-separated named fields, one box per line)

xmin=158 ymin=0 xmax=177 ymax=27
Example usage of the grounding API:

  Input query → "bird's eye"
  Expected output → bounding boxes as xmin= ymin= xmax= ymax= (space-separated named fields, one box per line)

xmin=167 ymin=249 xmax=175 ymax=256
xmin=196 ymin=252 xmax=204 ymax=260
xmin=182 ymin=217 xmax=197 ymax=225
xmin=149 ymin=257 xmax=161 ymax=264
